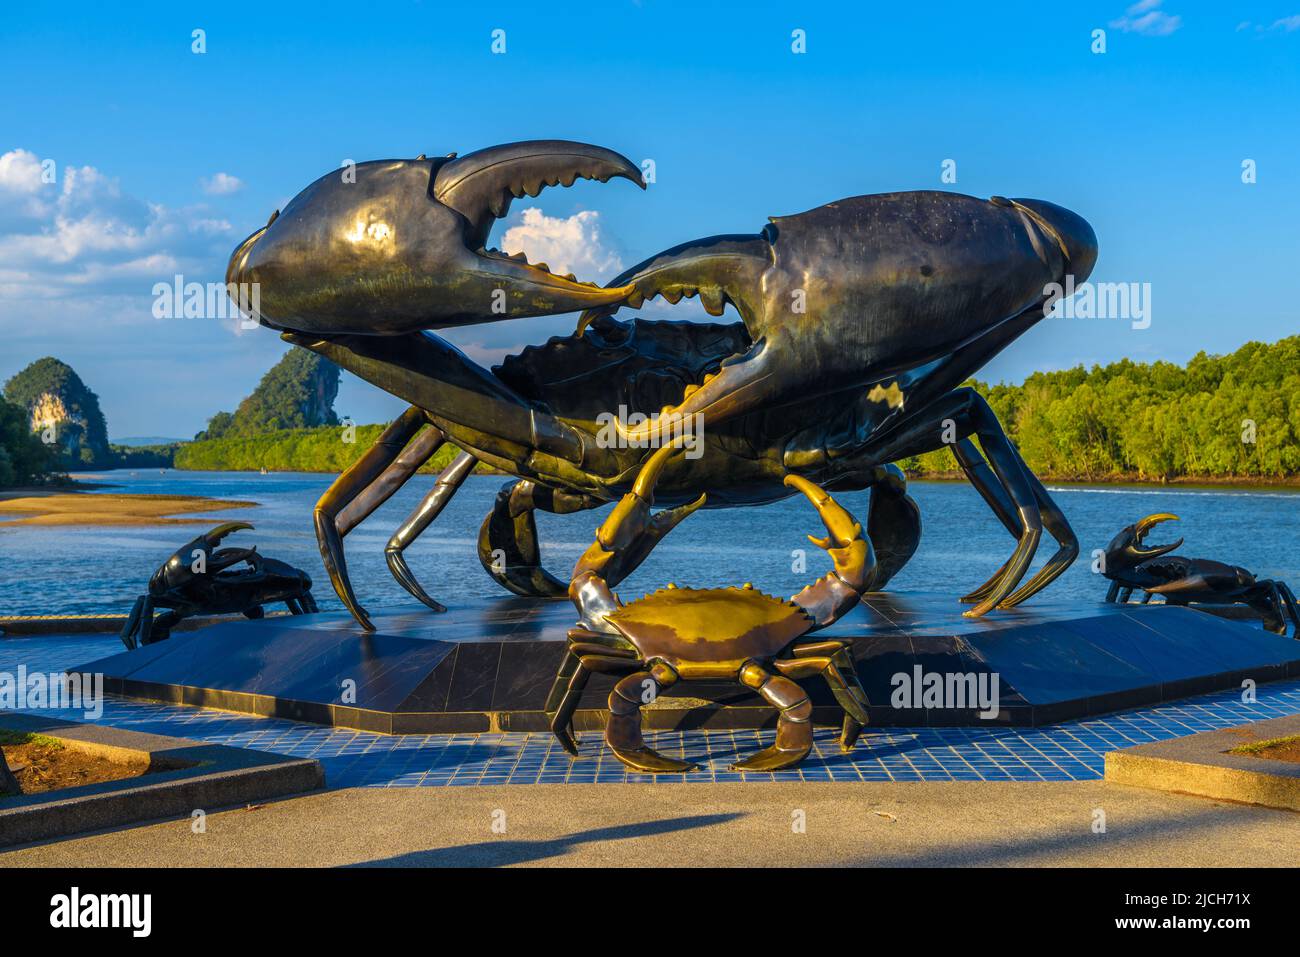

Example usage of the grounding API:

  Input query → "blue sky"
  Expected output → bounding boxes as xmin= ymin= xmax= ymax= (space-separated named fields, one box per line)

xmin=1 ymin=1 xmax=1297 ymax=438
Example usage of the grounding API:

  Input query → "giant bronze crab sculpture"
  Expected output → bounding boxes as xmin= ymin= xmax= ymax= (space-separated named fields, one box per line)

xmin=226 ymin=140 xmax=1097 ymax=628
xmin=1102 ymin=513 xmax=1299 ymax=636
xmin=547 ymin=437 xmax=873 ymax=772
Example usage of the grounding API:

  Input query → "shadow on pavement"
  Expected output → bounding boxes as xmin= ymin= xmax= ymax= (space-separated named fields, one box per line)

xmin=349 ymin=812 xmax=744 ymax=867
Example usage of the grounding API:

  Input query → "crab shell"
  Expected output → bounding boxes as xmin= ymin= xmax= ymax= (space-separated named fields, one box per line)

xmin=604 ymin=584 xmax=816 ymax=678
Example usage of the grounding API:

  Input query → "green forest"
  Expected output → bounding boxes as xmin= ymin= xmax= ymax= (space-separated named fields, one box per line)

xmin=896 ymin=335 xmax=1300 ymax=482
xmin=175 ymin=424 xmax=467 ymax=474
xmin=172 ymin=335 xmax=1300 ymax=484
xmin=0 ymin=396 xmax=54 ymax=486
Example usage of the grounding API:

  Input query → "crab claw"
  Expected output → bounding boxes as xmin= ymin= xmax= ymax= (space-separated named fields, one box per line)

xmin=592 ymin=193 xmax=1097 ymax=447
xmin=203 ymin=521 xmax=254 ymax=546
xmin=1128 ymin=513 xmax=1183 ymax=561
xmin=591 ymin=436 xmax=706 ymax=582
xmin=784 ymin=475 xmax=876 ymax=627
xmin=151 ymin=522 xmax=256 ymax=595
xmin=570 ymin=437 xmax=707 ymax=632
xmin=227 ymin=141 xmax=644 ymax=335
xmin=1102 ymin=513 xmax=1182 ymax=579
xmin=783 ymin=475 xmax=875 ymax=593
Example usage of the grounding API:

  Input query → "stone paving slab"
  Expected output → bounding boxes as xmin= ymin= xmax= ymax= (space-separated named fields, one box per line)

xmin=1105 ymin=713 xmax=1300 ymax=810
xmin=4 ymin=632 xmax=1300 ymax=787
xmin=0 ymin=712 xmax=324 ymax=847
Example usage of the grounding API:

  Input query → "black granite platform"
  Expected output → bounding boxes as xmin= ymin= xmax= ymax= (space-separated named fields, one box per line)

xmin=75 ymin=592 xmax=1300 ymax=734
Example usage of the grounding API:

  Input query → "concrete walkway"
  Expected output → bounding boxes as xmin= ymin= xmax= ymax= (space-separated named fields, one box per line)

xmin=3 ymin=780 xmax=1296 ymax=867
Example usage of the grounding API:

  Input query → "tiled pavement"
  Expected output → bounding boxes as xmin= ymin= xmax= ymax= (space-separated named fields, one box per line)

xmin=3 ymin=633 xmax=1299 ymax=788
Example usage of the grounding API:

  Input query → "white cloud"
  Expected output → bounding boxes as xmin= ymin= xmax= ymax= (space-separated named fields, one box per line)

xmin=0 ymin=148 xmax=235 ymax=300
xmin=1110 ymin=0 xmax=1182 ymax=36
xmin=499 ymin=207 xmax=623 ymax=282
xmin=201 ymin=171 xmax=244 ymax=195
xmin=1269 ymin=15 xmax=1300 ymax=32
xmin=0 ymin=149 xmax=55 ymax=224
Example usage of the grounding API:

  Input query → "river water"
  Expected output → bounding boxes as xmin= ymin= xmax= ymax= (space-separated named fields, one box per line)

xmin=0 ymin=469 xmax=1297 ymax=618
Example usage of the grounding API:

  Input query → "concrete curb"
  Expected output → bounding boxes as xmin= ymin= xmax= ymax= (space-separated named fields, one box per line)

xmin=1105 ymin=713 xmax=1300 ymax=811
xmin=0 ymin=612 xmax=290 ymax=637
xmin=0 ymin=712 xmax=324 ymax=848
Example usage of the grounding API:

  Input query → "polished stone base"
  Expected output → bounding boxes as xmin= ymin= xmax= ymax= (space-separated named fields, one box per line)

xmin=75 ymin=592 xmax=1300 ymax=734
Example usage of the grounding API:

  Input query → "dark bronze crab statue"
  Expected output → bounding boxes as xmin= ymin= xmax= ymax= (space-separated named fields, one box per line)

xmin=545 ymin=438 xmax=873 ymax=772
xmin=1102 ymin=514 xmax=1294 ymax=634
xmin=1102 ymin=513 xmax=1299 ymax=636
xmin=120 ymin=522 xmax=317 ymax=649
xmin=225 ymin=139 xmax=1097 ymax=629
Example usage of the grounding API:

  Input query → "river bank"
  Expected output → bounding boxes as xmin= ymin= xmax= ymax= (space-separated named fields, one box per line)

xmin=0 ymin=489 xmax=256 ymax=526
xmin=907 ymin=470 xmax=1300 ymax=491
xmin=162 ymin=463 xmax=1300 ymax=491
xmin=2 ymin=469 xmax=1296 ymax=618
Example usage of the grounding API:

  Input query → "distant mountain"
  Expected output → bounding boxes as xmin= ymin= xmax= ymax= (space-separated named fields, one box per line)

xmin=197 ymin=348 xmax=340 ymax=440
xmin=111 ymin=436 xmax=186 ymax=447
xmin=3 ymin=357 xmax=111 ymax=468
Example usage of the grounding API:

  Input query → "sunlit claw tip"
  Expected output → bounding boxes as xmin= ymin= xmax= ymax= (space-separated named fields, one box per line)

xmin=575 ymin=309 xmax=606 ymax=337
xmin=1135 ymin=512 xmax=1180 ymax=539
xmin=613 ymin=411 xmax=678 ymax=446
xmin=1131 ymin=512 xmax=1183 ymax=559
xmin=630 ymin=433 xmax=695 ymax=499
xmin=203 ymin=521 xmax=254 ymax=546
xmin=784 ymin=475 xmax=861 ymax=549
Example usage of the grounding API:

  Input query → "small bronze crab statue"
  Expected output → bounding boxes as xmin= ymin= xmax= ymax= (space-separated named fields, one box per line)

xmin=1102 ymin=513 xmax=1299 ymax=636
xmin=545 ymin=437 xmax=873 ymax=773
xmin=120 ymin=522 xmax=318 ymax=649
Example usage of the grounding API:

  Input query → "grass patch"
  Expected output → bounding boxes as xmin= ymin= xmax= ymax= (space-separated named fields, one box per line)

xmin=1229 ymin=733 xmax=1300 ymax=754
xmin=0 ymin=729 xmax=62 ymax=749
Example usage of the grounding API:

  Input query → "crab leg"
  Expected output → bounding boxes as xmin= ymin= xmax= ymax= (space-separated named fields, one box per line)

xmin=999 ymin=467 xmax=1078 ymax=607
xmin=951 ymin=437 xmax=1079 ymax=608
xmin=545 ymin=634 xmax=640 ymax=755
xmin=384 ymin=450 xmax=477 ymax=611
xmin=314 ymin=406 xmax=430 ymax=630
xmin=732 ymin=662 xmax=815 ymax=772
xmin=606 ymin=664 xmax=698 ymax=773
xmin=335 ymin=423 xmax=447 ymax=536
xmin=786 ymin=638 xmax=871 ymax=751
xmin=136 ymin=595 xmax=155 ymax=646
xmin=477 ymin=481 xmax=598 ymax=599
xmin=119 ymin=595 xmax=146 ymax=650
xmin=1277 ymin=582 xmax=1300 ymax=636
xmin=865 ymin=388 xmax=1044 ymax=617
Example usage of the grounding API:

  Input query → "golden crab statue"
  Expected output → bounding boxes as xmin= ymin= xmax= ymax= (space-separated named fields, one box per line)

xmin=545 ymin=436 xmax=875 ymax=773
